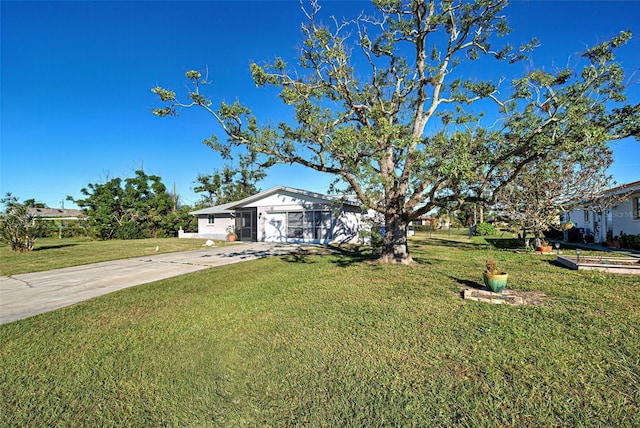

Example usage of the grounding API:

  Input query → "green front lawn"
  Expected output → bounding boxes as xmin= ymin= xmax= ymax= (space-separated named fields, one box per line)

xmin=0 ymin=237 xmax=221 ymax=276
xmin=1 ymin=235 xmax=638 ymax=426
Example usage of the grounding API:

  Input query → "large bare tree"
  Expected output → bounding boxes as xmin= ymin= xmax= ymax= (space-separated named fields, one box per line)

xmin=496 ymin=146 xmax=614 ymax=247
xmin=152 ymin=0 xmax=639 ymax=263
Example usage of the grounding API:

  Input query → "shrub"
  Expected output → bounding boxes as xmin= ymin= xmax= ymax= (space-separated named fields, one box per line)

xmin=359 ymin=224 xmax=384 ymax=251
xmin=413 ymin=224 xmax=433 ymax=232
xmin=474 ymin=222 xmax=497 ymax=236
xmin=0 ymin=194 xmax=45 ymax=252
xmin=543 ymin=228 xmax=564 ymax=240
xmin=114 ymin=221 xmax=145 ymax=240
xmin=619 ymin=232 xmax=640 ymax=250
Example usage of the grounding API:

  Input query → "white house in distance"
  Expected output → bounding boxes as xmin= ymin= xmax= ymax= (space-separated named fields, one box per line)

xmin=563 ymin=180 xmax=640 ymax=243
xmin=27 ymin=207 xmax=86 ymax=238
xmin=180 ymin=186 xmax=371 ymax=244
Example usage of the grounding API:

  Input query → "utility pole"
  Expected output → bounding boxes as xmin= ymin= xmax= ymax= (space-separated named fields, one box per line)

xmin=173 ymin=182 xmax=177 ymax=213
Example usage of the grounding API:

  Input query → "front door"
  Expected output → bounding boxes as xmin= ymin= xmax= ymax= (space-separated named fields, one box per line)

xmin=235 ymin=208 xmax=257 ymax=241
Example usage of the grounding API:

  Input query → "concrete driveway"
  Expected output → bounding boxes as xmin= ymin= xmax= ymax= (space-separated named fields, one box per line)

xmin=0 ymin=242 xmax=307 ymax=325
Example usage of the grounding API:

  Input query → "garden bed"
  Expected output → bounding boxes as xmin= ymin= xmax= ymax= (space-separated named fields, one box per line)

xmin=557 ymin=255 xmax=640 ymax=275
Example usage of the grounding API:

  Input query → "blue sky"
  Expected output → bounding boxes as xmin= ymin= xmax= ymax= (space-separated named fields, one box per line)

xmin=1 ymin=0 xmax=639 ymax=209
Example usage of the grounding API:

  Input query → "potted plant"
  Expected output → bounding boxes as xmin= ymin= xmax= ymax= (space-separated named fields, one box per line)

xmin=483 ymin=257 xmax=508 ymax=293
xmin=536 ymin=239 xmax=553 ymax=253
xmin=226 ymin=225 xmax=237 ymax=243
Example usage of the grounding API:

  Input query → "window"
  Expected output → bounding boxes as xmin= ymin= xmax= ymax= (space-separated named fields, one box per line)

xmin=287 ymin=212 xmax=303 ymax=238
xmin=207 ymin=215 xmax=215 ymax=224
xmin=286 ymin=211 xmax=332 ymax=239
xmin=303 ymin=211 xmax=315 ymax=240
xmin=584 ymin=210 xmax=590 ymax=222
xmin=314 ymin=211 xmax=332 ymax=239
xmin=635 ymin=197 xmax=640 ymax=219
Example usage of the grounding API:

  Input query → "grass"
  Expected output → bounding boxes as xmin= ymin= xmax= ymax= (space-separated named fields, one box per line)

xmin=1 ymin=233 xmax=639 ymax=426
xmin=0 ymin=237 xmax=224 ymax=276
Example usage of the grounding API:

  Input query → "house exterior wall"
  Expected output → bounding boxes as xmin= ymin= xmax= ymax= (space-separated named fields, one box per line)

xmin=611 ymin=191 xmax=640 ymax=237
xmin=333 ymin=209 xmax=366 ymax=244
xmin=564 ymin=189 xmax=640 ymax=242
xmin=260 ymin=205 xmax=364 ymax=244
xmin=191 ymin=214 xmax=235 ymax=240
xmin=188 ymin=188 xmax=367 ymax=244
xmin=262 ymin=212 xmax=287 ymax=242
xmin=564 ymin=209 xmax=597 ymax=236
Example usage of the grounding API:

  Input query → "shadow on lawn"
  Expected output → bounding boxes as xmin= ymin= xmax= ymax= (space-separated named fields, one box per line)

xmin=485 ymin=238 xmax=522 ymax=250
xmin=450 ymin=276 xmax=484 ymax=290
xmin=277 ymin=245 xmax=378 ymax=266
xmin=418 ymin=236 xmax=526 ymax=251
xmin=280 ymin=250 xmax=317 ymax=264
xmin=327 ymin=245 xmax=380 ymax=268
xmin=34 ymin=243 xmax=79 ymax=251
xmin=413 ymin=237 xmax=489 ymax=250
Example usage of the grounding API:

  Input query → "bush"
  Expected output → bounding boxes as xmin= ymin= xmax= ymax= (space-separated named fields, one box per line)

xmin=619 ymin=232 xmax=640 ymax=250
xmin=413 ymin=224 xmax=433 ymax=232
xmin=0 ymin=194 xmax=45 ymax=252
xmin=474 ymin=222 xmax=497 ymax=236
xmin=359 ymin=224 xmax=384 ymax=251
xmin=114 ymin=221 xmax=145 ymax=240
xmin=543 ymin=228 xmax=564 ymax=240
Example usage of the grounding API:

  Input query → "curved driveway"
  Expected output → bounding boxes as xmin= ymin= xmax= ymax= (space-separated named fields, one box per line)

xmin=0 ymin=242 xmax=307 ymax=325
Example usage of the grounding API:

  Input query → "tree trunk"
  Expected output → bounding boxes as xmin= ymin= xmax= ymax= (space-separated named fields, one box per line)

xmin=378 ymin=215 xmax=413 ymax=264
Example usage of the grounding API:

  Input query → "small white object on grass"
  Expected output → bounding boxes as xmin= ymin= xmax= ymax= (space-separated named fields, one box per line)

xmin=155 ymin=246 xmax=159 ymax=252
xmin=204 ymin=240 xmax=214 ymax=247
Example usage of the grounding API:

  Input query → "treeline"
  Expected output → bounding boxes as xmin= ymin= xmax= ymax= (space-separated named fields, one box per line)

xmin=68 ymin=170 xmax=197 ymax=240
xmin=1 ymin=170 xmax=201 ymax=253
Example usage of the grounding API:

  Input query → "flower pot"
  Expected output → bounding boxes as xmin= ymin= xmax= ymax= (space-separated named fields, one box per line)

xmin=537 ymin=245 xmax=552 ymax=253
xmin=483 ymin=272 xmax=508 ymax=293
xmin=227 ymin=234 xmax=236 ymax=243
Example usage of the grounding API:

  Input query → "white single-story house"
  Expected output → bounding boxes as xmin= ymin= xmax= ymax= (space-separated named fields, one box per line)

xmin=562 ymin=180 xmax=640 ymax=243
xmin=180 ymin=186 xmax=372 ymax=244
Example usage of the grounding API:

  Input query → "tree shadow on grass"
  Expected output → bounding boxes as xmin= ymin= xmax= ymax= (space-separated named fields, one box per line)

xmin=327 ymin=245 xmax=381 ymax=268
xmin=277 ymin=245 xmax=378 ymax=267
xmin=409 ymin=256 xmax=435 ymax=265
xmin=33 ymin=243 xmax=79 ymax=251
xmin=280 ymin=250 xmax=317 ymax=264
xmin=413 ymin=237 xmax=490 ymax=250
xmin=485 ymin=238 xmax=522 ymax=250
xmin=417 ymin=236 xmax=528 ymax=251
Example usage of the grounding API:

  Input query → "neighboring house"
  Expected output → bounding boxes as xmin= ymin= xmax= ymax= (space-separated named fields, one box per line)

xmin=411 ymin=215 xmax=436 ymax=227
xmin=563 ymin=180 xmax=640 ymax=243
xmin=27 ymin=207 xmax=85 ymax=223
xmin=181 ymin=186 xmax=371 ymax=244
xmin=27 ymin=207 xmax=87 ymax=238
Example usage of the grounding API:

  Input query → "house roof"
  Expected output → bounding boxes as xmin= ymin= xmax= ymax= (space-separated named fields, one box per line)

xmin=190 ymin=201 xmax=238 ymax=216
xmin=602 ymin=180 xmax=640 ymax=196
xmin=190 ymin=186 xmax=361 ymax=215
xmin=27 ymin=207 xmax=85 ymax=219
